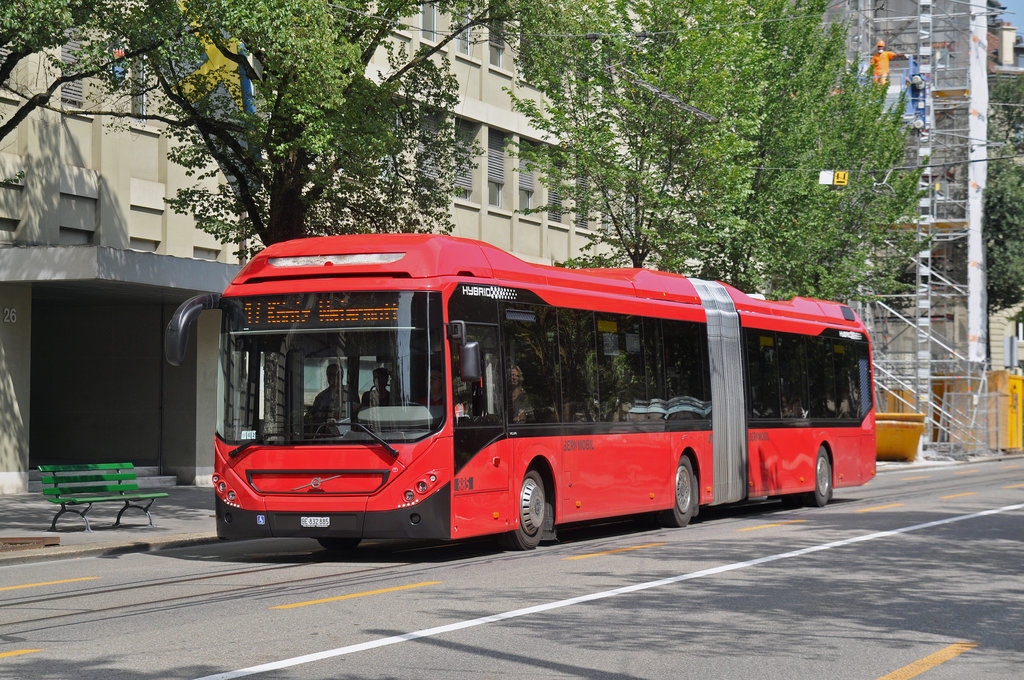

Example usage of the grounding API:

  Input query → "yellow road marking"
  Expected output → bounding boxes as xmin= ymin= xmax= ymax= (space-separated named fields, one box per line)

xmin=999 ymin=464 xmax=1020 ymax=470
xmin=564 ymin=543 xmax=667 ymax=560
xmin=877 ymin=641 xmax=978 ymax=680
xmin=856 ymin=503 xmax=904 ymax=513
xmin=737 ymin=520 xmax=808 ymax=532
xmin=0 ymin=577 xmax=100 ymax=592
xmin=272 ymin=581 xmax=441 ymax=609
xmin=1004 ymin=483 xmax=1024 ymax=489
xmin=954 ymin=469 xmax=979 ymax=475
xmin=0 ymin=650 xmax=42 ymax=659
xmin=939 ymin=492 xmax=976 ymax=499
xmin=900 ymin=476 xmax=929 ymax=481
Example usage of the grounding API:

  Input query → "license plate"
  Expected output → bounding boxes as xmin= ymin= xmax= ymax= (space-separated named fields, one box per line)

xmin=300 ymin=516 xmax=330 ymax=528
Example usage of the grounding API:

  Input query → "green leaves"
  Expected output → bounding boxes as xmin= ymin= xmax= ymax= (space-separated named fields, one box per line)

xmin=514 ymin=0 xmax=920 ymax=302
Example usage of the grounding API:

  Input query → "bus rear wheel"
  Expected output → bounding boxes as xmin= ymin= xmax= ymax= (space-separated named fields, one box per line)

xmin=660 ymin=457 xmax=697 ymax=528
xmin=503 ymin=469 xmax=546 ymax=550
xmin=803 ymin=447 xmax=833 ymax=507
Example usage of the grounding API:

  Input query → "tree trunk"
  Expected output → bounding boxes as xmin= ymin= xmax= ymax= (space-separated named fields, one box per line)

xmin=265 ymin=169 xmax=308 ymax=245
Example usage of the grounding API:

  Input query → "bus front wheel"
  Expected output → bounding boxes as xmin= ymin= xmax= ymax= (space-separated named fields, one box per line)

xmin=804 ymin=447 xmax=833 ymax=507
xmin=504 ymin=469 xmax=546 ymax=550
xmin=660 ymin=456 xmax=697 ymax=528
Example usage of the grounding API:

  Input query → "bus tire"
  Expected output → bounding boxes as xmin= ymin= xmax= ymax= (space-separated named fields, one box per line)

xmin=504 ymin=469 xmax=546 ymax=550
xmin=317 ymin=537 xmax=361 ymax=552
xmin=660 ymin=456 xmax=697 ymax=528
xmin=804 ymin=447 xmax=833 ymax=508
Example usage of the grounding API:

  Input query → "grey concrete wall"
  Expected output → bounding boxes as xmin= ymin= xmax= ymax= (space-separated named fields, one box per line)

xmin=0 ymin=284 xmax=31 ymax=492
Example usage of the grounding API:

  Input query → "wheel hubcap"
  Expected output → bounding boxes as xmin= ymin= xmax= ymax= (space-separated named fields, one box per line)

xmin=675 ymin=466 xmax=691 ymax=511
xmin=816 ymin=456 xmax=831 ymax=495
xmin=520 ymin=478 xmax=544 ymax=535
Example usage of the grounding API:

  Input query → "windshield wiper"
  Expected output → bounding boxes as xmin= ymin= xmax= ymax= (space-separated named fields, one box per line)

xmin=351 ymin=422 xmax=400 ymax=457
xmin=229 ymin=439 xmax=260 ymax=458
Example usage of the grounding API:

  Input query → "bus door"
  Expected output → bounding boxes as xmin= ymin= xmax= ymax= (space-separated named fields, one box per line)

xmin=449 ymin=318 xmax=510 ymax=537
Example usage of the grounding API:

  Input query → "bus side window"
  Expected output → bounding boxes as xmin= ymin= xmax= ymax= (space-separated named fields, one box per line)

xmin=559 ymin=308 xmax=598 ymax=422
xmin=503 ymin=305 xmax=560 ymax=423
xmin=663 ymin=319 xmax=710 ymax=421
xmin=451 ymin=325 xmax=502 ymax=422
xmin=596 ymin=314 xmax=646 ymax=422
xmin=746 ymin=331 xmax=780 ymax=418
xmin=777 ymin=334 xmax=808 ymax=419
xmin=832 ymin=342 xmax=855 ymax=419
xmin=806 ymin=336 xmax=837 ymax=418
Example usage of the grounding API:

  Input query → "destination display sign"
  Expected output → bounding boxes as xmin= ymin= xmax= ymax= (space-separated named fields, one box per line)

xmin=236 ymin=294 xmax=400 ymax=330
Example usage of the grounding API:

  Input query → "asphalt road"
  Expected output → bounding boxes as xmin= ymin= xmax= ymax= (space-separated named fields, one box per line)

xmin=1 ymin=459 xmax=1022 ymax=679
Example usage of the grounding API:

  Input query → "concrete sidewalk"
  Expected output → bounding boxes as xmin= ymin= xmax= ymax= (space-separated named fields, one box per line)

xmin=0 ymin=485 xmax=218 ymax=566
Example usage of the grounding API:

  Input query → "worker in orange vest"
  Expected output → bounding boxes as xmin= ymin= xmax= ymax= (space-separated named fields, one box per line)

xmin=871 ymin=40 xmax=903 ymax=84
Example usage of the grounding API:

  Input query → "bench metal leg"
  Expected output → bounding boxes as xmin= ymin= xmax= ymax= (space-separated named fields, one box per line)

xmin=49 ymin=503 xmax=94 ymax=532
xmin=114 ymin=498 xmax=158 ymax=528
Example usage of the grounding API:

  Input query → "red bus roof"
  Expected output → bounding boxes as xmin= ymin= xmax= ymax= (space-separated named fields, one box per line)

xmin=227 ymin=234 xmax=861 ymax=328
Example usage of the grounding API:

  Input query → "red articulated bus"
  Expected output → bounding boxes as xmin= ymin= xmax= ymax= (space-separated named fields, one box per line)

xmin=165 ymin=234 xmax=875 ymax=550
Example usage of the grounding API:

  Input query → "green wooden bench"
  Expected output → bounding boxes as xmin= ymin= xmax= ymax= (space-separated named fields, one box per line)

xmin=38 ymin=463 xmax=170 ymax=532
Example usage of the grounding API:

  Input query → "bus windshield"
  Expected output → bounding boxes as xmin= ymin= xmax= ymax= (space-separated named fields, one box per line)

xmin=218 ymin=291 xmax=445 ymax=446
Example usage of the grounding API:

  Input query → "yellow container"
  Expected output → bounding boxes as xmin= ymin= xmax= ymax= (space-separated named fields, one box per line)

xmin=876 ymin=412 xmax=925 ymax=462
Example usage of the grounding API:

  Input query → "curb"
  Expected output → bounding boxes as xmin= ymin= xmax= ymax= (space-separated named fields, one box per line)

xmin=0 ymin=532 xmax=220 ymax=567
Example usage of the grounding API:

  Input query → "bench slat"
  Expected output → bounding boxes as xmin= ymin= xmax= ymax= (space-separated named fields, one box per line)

xmin=48 ymin=492 xmax=168 ymax=504
xmin=41 ymin=473 xmax=137 ymax=485
xmin=43 ymin=483 xmax=141 ymax=496
xmin=38 ymin=463 xmax=136 ymax=472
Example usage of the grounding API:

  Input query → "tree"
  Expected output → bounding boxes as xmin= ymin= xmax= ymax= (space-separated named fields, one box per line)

xmin=512 ymin=0 xmax=760 ymax=269
xmin=0 ymin=1 xmax=168 ymax=154
xmin=719 ymin=0 xmax=920 ymax=301
xmin=513 ymin=0 xmax=920 ymax=302
xmin=984 ymin=75 xmax=1024 ymax=314
xmin=109 ymin=0 xmax=521 ymax=255
xmin=4 ymin=0 xmax=523 ymax=254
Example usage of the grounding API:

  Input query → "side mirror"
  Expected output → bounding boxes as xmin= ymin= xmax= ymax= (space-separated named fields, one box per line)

xmin=460 ymin=341 xmax=482 ymax=382
xmin=165 ymin=294 xmax=220 ymax=366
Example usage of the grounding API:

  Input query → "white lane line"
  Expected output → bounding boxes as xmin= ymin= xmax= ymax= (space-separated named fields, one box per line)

xmin=196 ymin=502 xmax=1024 ymax=680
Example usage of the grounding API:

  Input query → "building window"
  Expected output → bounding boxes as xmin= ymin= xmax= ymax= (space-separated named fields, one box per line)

xmin=419 ymin=114 xmax=438 ymax=182
xmin=575 ymin=176 xmax=589 ymax=229
xmin=489 ymin=22 xmax=504 ymax=67
xmin=61 ymin=41 xmax=84 ymax=107
xmin=519 ymin=155 xmax=533 ymax=209
xmin=488 ymin=129 xmax=505 ymax=207
xmin=549 ymin=188 xmax=562 ymax=223
xmin=455 ymin=118 xmax=476 ymax=200
xmin=421 ymin=3 xmax=436 ymax=42
xmin=455 ymin=13 xmax=471 ymax=55
xmin=131 ymin=60 xmax=147 ymax=117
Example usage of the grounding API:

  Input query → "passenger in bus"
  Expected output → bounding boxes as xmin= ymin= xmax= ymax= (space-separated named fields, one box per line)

xmin=312 ymin=363 xmax=354 ymax=423
xmin=782 ymin=396 xmax=806 ymax=419
xmin=360 ymin=367 xmax=391 ymax=409
xmin=508 ymin=364 xmax=534 ymax=423
xmin=837 ymin=386 xmax=852 ymax=418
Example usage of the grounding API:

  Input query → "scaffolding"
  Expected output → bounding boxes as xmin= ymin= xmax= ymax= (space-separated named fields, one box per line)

xmin=842 ymin=1 xmax=991 ymax=456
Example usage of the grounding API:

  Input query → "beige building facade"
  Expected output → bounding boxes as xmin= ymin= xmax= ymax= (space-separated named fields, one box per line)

xmin=0 ymin=15 xmax=594 ymax=492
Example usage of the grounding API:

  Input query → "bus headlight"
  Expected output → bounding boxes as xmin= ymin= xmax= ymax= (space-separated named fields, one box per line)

xmin=404 ymin=490 xmax=415 ymax=502
xmin=416 ymin=481 xmax=428 ymax=494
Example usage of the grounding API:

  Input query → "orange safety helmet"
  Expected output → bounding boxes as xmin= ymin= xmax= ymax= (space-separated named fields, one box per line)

xmin=877 ymin=40 xmax=886 ymax=48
